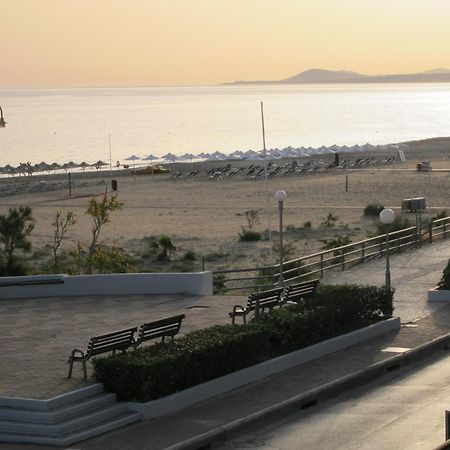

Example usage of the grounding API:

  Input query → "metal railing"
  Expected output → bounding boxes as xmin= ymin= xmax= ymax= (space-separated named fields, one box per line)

xmin=212 ymin=216 xmax=450 ymax=293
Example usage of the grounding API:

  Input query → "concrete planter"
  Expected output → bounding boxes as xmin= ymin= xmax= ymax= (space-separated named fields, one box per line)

xmin=128 ymin=316 xmax=401 ymax=420
xmin=428 ymin=286 xmax=450 ymax=302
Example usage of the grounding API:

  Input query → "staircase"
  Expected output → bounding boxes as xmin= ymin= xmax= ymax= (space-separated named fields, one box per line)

xmin=0 ymin=384 xmax=140 ymax=446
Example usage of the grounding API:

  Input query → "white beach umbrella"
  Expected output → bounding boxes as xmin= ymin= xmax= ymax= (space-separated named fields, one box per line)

xmin=143 ymin=154 xmax=159 ymax=161
xmin=125 ymin=154 xmax=141 ymax=161
xmin=162 ymin=153 xmax=179 ymax=162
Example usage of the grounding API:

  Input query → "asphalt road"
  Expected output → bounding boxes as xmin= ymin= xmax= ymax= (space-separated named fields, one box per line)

xmin=218 ymin=350 xmax=450 ymax=450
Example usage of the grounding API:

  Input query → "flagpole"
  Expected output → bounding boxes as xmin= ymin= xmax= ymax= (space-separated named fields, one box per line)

xmin=261 ymin=102 xmax=273 ymax=264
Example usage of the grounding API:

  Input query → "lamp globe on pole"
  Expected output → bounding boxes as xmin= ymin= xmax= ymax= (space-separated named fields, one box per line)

xmin=275 ymin=190 xmax=287 ymax=286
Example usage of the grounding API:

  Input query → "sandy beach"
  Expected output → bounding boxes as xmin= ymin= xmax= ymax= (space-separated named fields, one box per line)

xmin=0 ymin=137 xmax=449 ymax=273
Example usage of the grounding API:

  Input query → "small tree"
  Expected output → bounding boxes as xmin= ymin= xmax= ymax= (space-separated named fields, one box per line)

xmin=321 ymin=212 xmax=338 ymax=227
xmin=154 ymin=235 xmax=177 ymax=261
xmin=52 ymin=210 xmax=76 ymax=271
xmin=86 ymin=193 xmax=123 ymax=273
xmin=0 ymin=207 xmax=35 ymax=275
xmin=238 ymin=209 xmax=262 ymax=241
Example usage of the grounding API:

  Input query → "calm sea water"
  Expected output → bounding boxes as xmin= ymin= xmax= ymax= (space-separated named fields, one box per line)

xmin=0 ymin=83 xmax=449 ymax=166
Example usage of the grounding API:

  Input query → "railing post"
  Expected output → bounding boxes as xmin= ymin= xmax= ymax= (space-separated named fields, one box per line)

xmin=429 ymin=221 xmax=433 ymax=244
xmin=444 ymin=222 xmax=447 ymax=239
xmin=320 ymin=254 xmax=324 ymax=277
xmin=361 ymin=241 xmax=365 ymax=262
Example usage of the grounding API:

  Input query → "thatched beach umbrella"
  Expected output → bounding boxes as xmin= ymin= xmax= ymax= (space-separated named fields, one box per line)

xmin=125 ymin=155 xmax=141 ymax=161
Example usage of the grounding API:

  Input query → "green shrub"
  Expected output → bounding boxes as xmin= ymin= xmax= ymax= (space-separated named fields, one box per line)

xmin=364 ymin=203 xmax=384 ymax=217
xmin=238 ymin=230 xmax=262 ymax=242
xmin=320 ymin=235 xmax=352 ymax=250
xmin=93 ymin=283 xmax=393 ymax=401
xmin=181 ymin=250 xmax=197 ymax=261
xmin=432 ymin=210 xmax=448 ymax=221
xmin=374 ymin=215 xmax=412 ymax=235
xmin=303 ymin=221 xmax=312 ymax=229
xmin=213 ymin=273 xmax=227 ymax=294
xmin=321 ymin=212 xmax=338 ymax=227
xmin=438 ymin=259 xmax=450 ymax=290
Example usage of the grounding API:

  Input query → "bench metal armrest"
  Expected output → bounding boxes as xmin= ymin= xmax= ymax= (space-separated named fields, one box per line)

xmin=68 ymin=348 xmax=86 ymax=363
xmin=232 ymin=304 xmax=246 ymax=314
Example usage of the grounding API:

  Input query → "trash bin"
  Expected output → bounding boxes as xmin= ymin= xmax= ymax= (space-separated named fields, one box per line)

xmin=111 ymin=179 xmax=118 ymax=191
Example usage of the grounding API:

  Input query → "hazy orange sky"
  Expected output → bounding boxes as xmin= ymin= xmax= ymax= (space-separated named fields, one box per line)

xmin=1 ymin=0 xmax=450 ymax=88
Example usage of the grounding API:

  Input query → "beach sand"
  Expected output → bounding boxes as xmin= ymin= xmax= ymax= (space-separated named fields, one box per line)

xmin=0 ymin=137 xmax=449 ymax=272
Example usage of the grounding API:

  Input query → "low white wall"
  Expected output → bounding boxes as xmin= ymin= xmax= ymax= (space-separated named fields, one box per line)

xmin=129 ymin=316 xmax=401 ymax=420
xmin=428 ymin=287 xmax=450 ymax=302
xmin=0 ymin=272 xmax=213 ymax=299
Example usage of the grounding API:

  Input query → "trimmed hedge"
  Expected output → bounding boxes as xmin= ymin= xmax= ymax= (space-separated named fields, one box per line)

xmin=93 ymin=284 xmax=394 ymax=402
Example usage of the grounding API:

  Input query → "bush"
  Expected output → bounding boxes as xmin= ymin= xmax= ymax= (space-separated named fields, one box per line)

xmin=238 ymin=230 xmax=262 ymax=242
xmin=321 ymin=212 xmax=338 ymax=227
xmin=303 ymin=221 xmax=312 ymax=229
xmin=432 ymin=210 xmax=448 ymax=221
xmin=213 ymin=273 xmax=227 ymax=294
xmin=438 ymin=259 xmax=450 ymax=290
xmin=374 ymin=215 xmax=412 ymax=235
xmin=93 ymin=283 xmax=393 ymax=401
xmin=364 ymin=203 xmax=384 ymax=217
xmin=181 ymin=250 xmax=197 ymax=261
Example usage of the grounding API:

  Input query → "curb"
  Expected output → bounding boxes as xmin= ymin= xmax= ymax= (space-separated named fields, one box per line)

xmin=164 ymin=331 xmax=450 ymax=450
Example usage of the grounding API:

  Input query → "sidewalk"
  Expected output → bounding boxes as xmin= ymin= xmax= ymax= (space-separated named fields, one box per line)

xmin=0 ymin=242 xmax=450 ymax=450
xmin=3 ymin=303 xmax=449 ymax=450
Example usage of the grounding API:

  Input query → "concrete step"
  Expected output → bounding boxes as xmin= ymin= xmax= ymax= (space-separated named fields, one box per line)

xmin=0 ymin=411 xmax=141 ymax=446
xmin=0 ymin=403 xmax=129 ymax=436
xmin=0 ymin=393 xmax=117 ymax=424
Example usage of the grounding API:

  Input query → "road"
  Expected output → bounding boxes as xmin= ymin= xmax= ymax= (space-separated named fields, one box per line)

xmin=218 ymin=351 xmax=450 ymax=450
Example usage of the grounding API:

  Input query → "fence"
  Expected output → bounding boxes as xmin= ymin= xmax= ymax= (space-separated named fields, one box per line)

xmin=212 ymin=216 xmax=450 ymax=293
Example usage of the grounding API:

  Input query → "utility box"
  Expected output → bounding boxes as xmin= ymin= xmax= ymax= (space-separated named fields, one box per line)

xmin=111 ymin=179 xmax=118 ymax=191
xmin=402 ymin=197 xmax=426 ymax=212
xmin=416 ymin=161 xmax=432 ymax=172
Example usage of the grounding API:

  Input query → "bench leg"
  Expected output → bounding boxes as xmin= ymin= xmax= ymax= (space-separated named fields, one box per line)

xmin=82 ymin=361 xmax=87 ymax=380
xmin=231 ymin=314 xmax=236 ymax=325
xmin=67 ymin=359 xmax=74 ymax=379
xmin=243 ymin=314 xmax=247 ymax=325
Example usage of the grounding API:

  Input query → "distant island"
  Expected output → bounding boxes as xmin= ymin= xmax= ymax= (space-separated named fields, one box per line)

xmin=225 ymin=68 xmax=450 ymax=85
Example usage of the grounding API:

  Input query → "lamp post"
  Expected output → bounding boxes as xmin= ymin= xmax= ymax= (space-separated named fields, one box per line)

xmin=0 ymin=106 xmax=6 ymax=128
xmin=275 ymin=190 xmax=287 ymax=286
xmin=379 ymin=208 xmax=395 ymax=292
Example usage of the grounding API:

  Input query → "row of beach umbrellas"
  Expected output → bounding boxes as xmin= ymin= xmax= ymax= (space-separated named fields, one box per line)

xmin=124 ymin=143 xmax=405 ymax=163
xmin=0 ymin=160 xmax=109 ymax=176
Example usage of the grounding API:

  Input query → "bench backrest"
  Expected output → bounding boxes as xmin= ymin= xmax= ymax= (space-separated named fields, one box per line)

xmin=87 ymin=327 xmax=137 ymax=358
xmin=134 ymin=314 xmax=185 ymax=347
xmin=248 ymin=287 xmax=284 ymax=310
xmin=284 ymin=279 xmax=319 ymax=303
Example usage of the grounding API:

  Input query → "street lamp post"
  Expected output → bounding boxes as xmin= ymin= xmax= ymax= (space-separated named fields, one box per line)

xmin=275 ymin=190 xmax=287 ymax=286
xmin=379 ymin=208 xmax=395 ymax=292
xmin=0 ymin=106 xmax=6 ymax=128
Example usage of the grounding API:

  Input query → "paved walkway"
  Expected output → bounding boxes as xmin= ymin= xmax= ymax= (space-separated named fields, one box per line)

xmin=323 ymin=237 xmax=450 ymax=323
xmin=0 ymin=294 xmax=239 ymax=398
xmin=1 ymin=237 xmax=450 ymax=399
xmin=3 ymin=304 xmax=450 ymax=450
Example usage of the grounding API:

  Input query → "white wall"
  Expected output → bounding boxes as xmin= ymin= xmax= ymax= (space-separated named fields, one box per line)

xmin=0 ymin=272 xmax=213 ymax=299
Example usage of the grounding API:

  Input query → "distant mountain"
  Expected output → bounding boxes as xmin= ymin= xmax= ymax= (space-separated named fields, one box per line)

xmin=226 ymin=68 xmax=450 ymax=85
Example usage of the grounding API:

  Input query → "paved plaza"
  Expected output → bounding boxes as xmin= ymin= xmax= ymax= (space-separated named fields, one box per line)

xmin=0 ymin=293 xmax=239 ymax=398
xmin=1 ymin=236 xmax=450 ymax=449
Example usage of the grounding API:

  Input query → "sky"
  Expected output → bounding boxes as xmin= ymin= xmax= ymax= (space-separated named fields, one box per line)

xmin=1 ymin=0 xmax=450 ymax=88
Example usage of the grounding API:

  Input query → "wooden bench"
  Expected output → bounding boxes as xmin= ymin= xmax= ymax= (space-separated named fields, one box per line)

xmin=67 ymin=327 xmax=137 ymax=379
xmin=132 ymin=314 xmax=185 ymax=349
xmin=229 ymin=287 xmax=284 ymax=324
xmin=283 ymin=279 xmax=320 ymax=306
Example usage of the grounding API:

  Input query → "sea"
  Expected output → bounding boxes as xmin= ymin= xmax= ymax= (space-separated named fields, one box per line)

xmin=0 ymin=83 xmax=449 ymax=166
